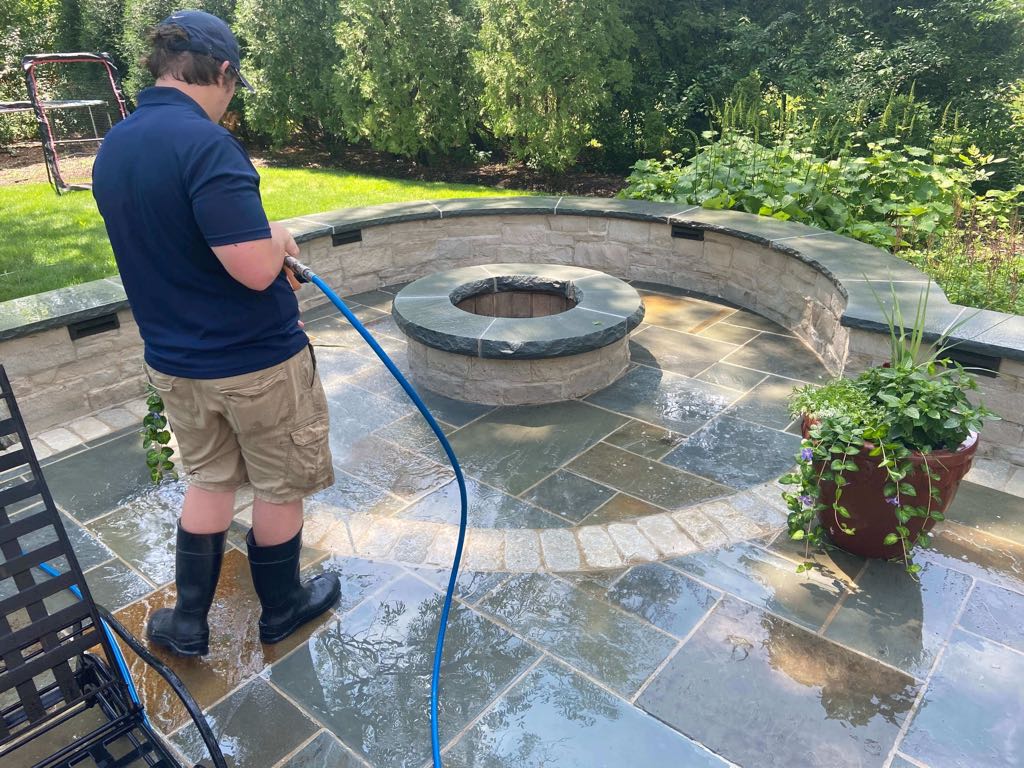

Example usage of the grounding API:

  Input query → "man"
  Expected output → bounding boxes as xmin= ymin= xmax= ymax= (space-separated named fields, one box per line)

xmin=92 ymin=10 xmax=340 ymax=656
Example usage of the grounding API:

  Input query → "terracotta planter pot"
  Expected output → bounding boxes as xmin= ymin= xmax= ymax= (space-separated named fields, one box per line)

xmin=804 ymin=420 xmax=978 ymax=560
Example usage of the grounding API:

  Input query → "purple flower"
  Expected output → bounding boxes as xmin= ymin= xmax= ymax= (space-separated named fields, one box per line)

xmin=799 ymin=495 xmax=814 ymax=507
xmin=800 ymin=447 xmax=814 ymax=461
xmin=886 ymin=496 xmax=899 ymax=506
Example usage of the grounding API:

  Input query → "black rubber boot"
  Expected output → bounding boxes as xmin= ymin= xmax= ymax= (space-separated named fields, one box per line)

xmin=246 ymin=528 xmax=341 ymax=644
xmin=146 ymin=522 xmax=226 ymax=657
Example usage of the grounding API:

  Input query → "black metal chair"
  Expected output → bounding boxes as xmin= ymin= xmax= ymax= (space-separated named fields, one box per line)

xmin=0 ymin=365 xmax=226 ymax=767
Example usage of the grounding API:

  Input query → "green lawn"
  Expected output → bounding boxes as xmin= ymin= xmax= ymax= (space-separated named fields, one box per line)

xmin=0 ymin=167 xmax=526 ymax=303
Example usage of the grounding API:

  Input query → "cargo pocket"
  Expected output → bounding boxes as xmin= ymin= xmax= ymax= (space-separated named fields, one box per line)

xmin=145 ymin=365 xmax=174 ymax=393
xmin=144 ymin=365 xmax=196 ymax=428
xmin=287 ymin=420 xmax=331 ymax=488
xmin=218 ymin=366 xmax=293 ymax=435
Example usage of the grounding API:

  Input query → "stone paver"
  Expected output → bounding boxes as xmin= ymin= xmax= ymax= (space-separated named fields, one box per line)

xmin=700 ymin=500 xmax=765 ymax=540
xmin=539 ymin=528 xmax=581 ymax=571
xmin=671 ymin=506 xmax=731 ymax=549
xmin=424 ymin=527 xmax=458 ymax=567
xmin=576 ymin=526 xmax=624 ymax=569
xmin=607 ymin=522 xmax=659 ymax=562
xmin=462 ymin=529 xmax=505 ymax=571
xmin=636 ymin=514 xmax=698 ymax=557
xmin=1007 ymin=467 xmax=1024 ymax=497
xmin=125 ymin=398 xmax=150 ymax=419
xmin=503 ymin=529 xmax=542 ymax=571
xmin=389 ymin=527 xmax=436 ymax=563
xmin=67 ymin=415 xmax=111 ymax=441
xmin=95 ymin=406 xmax=140 ymax=430
xmin=348 ymin=517 xmax=403 ymax=559
xmin=637 ymin=599 xmax=919 ymax=768
xmin=966 ymin=456 xmax=1012 ymax=486
xmin=37 ymin=427 xmax=79 ymax=453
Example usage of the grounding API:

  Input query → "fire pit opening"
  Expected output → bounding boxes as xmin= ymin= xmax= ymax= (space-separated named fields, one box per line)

xmin=454 ymin=279 xmax=578 ymax=318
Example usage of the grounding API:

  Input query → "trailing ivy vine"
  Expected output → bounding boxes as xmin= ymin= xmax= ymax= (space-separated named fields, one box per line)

xmin=140 ymin=384 xmax=177 ymax=484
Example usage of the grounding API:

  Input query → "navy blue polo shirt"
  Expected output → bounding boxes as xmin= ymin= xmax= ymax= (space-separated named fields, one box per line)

xmin=92 ymin=87 xmax=307 ymax=378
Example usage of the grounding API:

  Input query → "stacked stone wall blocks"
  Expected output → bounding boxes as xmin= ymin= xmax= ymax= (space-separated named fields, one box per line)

xmin=703 ymin=242 xmax=733 ymax=272
xmin=343 ymin=246 xmax=395 ymax=279
xmin=501 ymin=223 xmax=551 ymax=245
xmin=671 ymin=235 xmax=705 ymax=260
xmin=571 ymin=242 xmax=630 ymax=272
xmin=409 ymin=337 xmax=629 ymax=406
xmin=549 ymin=232 xmax=577 ymax=247
xmin=406 ymin=340 xmax=428 ymax=366
xmin=846 ymin=328 xmax=892 ymax=361
xmin=5 ymin=317 xmax=150 ymax=433
xmin=359 ymin=226 xmax=391 ymax=246
xmin=648 ymin=223 xmax=676 ymax=251
xmin=436 ymin=236 xmax=502 ymax=260
xmin=628 ymin=247 xmax=678 ymax=276
xmin=548 ymin=215 xmax=608 ymax=236
xmin=607 ymin=219 xmax=653 ymax=245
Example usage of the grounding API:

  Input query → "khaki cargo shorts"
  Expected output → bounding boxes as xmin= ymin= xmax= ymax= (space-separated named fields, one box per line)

xmin=145 ymin=346 xmax=334 ymax=503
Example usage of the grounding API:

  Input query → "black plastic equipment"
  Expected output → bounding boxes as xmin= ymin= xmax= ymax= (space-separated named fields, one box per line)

xmin=0 ymin=365 xmax=226 ymax=768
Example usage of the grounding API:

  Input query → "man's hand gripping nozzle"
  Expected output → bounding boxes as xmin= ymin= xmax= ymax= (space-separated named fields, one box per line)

xmin=284 ymin=255 xmax=312 ymax=284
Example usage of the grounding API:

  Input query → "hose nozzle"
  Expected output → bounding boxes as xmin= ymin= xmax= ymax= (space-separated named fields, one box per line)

xmin=284 ymin=255 xmax=314 ymax=283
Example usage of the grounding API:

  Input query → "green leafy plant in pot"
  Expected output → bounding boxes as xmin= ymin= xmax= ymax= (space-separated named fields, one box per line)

xmin=780 ymin=285 xmax=998 ymax=573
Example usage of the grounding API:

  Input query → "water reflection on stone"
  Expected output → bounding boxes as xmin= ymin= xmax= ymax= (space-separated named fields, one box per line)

xmin=824 ymin=560 xmax=971 ymax=677
xmin=901 ymin=630 xmax=1024 ymax=768
xmin=89 ymin=480 xmax=185 ymax=584
xmin=669 ymin=542 xmax=846 ymax=630
xmin=638 ymin=600 xmax=918 ymax=768
xmin=447 ymin=659 xmax=726 ymax=768
xmin=476 ymin=573 xmax=677 ymax=696
xmin=271 ymin=575 xmax=537 ymax=768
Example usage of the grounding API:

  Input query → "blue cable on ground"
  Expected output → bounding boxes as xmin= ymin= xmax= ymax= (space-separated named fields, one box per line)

xmin=35 ymin=559 xmax=147 ymax=722
xmin=287 ymin=256 xmax=468 ymax=768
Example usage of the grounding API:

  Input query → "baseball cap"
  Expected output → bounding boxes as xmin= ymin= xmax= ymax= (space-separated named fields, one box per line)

xmin=159 ymin=9 xmax=254 ymax=92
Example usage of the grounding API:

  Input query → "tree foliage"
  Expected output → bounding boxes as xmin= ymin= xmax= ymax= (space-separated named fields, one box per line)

xmin=332 ymin=0 xmax=476 ymax=159
xmin=472 ymin=0 xmax=632 ymax=170
xmin=235 ymin=0 xmax=342 ymax=144
xmin=0 ymin=0 xmax=60 ymax=144
xmin=78 ymin=0 xmax=129 ymax=68
xmin=1 ymin=0 xmax=1023 ymax=177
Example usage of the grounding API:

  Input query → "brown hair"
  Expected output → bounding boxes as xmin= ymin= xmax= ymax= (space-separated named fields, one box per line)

xmin=142 ymin=24 xmax=235 ymax=87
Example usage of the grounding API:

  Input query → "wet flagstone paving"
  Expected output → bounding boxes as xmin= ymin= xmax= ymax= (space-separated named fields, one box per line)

xmin=11 ymin=282 xmax=1024 ymax=767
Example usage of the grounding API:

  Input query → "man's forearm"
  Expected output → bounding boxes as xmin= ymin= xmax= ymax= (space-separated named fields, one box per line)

xmin=211 ymin=222 xmax=297 ymax=291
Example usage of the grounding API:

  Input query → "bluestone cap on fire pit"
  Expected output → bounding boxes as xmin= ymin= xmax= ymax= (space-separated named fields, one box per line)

xmin=159 ymin=9 xmax=254 ymax=92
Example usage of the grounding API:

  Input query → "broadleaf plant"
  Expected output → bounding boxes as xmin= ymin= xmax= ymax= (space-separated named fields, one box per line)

xmin=140 ymin=384 xmax=177 ymax=484
xmin=779 ymin=283 xmax=997 ymax=574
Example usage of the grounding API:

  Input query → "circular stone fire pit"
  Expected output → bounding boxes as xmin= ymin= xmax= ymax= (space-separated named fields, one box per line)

xmin=392 ymin=263 xmax=645 ymax=405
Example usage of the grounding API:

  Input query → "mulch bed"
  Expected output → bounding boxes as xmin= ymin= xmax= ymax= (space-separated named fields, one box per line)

xmin=253 ymin=144 xmax=628 ymax=197
xmin=1 ymin=141 xmax=627 ymax=196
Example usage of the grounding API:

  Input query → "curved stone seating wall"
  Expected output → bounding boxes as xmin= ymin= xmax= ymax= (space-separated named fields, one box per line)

xmin=1 ymin=197 xmax=1021 ymax=467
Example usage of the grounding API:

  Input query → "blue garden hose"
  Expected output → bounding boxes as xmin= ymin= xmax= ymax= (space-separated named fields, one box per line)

xmin=35 ymin=559 xmax=147 ymax=721
xmin=287 ymin=255 xmax=468 ymax=768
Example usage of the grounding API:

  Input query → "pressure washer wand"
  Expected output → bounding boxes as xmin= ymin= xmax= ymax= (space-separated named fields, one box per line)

xmin=285 ymin=255 xmax=468 ymax=768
